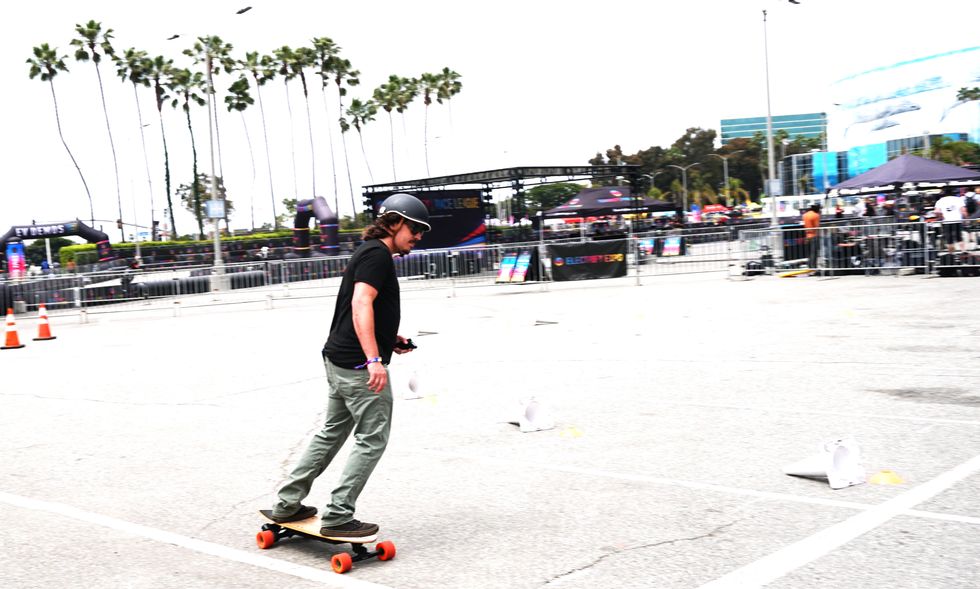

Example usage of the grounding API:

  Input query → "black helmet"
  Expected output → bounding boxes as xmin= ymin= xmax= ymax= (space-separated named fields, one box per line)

xmin=378 ymin=193 xmax=431 ymax=231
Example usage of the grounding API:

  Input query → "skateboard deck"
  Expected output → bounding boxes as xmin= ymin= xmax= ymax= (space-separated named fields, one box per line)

xmin=256 ymin=510 xmax=395 ymax=573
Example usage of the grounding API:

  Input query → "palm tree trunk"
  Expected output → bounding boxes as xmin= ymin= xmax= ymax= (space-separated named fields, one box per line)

xmin=319 ymin=87 xmax=339 ymax=216
xmin=301 ymin=83 xmax=316 ymax=197
xmin=424 ymin=103 xmax=430 ymax=176
xmin=49 ymin=81 xmax=94 ymax=225
xmin=185 ymin=107 xmax=203 ymax=239
xmin=94 ymin=62 xmax=124 ymax=242
xmin=388 ymin=111 xmax=396 ymax=180
xmin=253 ymin=79 xmax=277 ymax=228
xmin=337 ymin=94 xmax=356 ymax=220
xmin=211 ymin=97 xmax=230 ymax=234
xmin=133 ymin=84 xmax=156 ymax=240
xmin=240 ymin=112 xmax=257 ymax=230
xmin=156 ymin=107 xmax=176 ymax=238
xmin=284 ymin=81 xmax=299 ymax=199
xmin=357 ymin=130 xmax=374 ymax=184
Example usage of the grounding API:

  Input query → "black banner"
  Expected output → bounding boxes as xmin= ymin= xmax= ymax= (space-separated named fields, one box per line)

xmin=367 ymin=189 xmax=486 ymax=250
xmin=548 ymin=240 xmax=628 ymax=281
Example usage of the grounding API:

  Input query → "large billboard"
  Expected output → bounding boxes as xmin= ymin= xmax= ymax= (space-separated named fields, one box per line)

xmin=828 ymin=46 xmax=980 ymax=152
xmin=367 ymin=189 xmax=486 ymax=250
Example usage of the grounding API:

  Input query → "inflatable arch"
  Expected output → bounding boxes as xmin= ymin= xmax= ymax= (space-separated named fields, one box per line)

xmin=0 ymin=220 xmax=114 ymax=262
xmin=289 ymin=196 xmax=339 ymax=258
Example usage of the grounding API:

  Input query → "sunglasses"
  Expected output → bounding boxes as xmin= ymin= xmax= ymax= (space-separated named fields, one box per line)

xmin=405 ymin=220 xmax=428 ymax=235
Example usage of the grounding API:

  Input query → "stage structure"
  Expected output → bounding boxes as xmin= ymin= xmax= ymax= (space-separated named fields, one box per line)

xmin=363 ymin=165 xmax=643 ymax=248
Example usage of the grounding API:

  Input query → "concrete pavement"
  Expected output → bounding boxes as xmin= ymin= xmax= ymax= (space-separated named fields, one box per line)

xmin=2 ymin=272 xmax=979 ymax=588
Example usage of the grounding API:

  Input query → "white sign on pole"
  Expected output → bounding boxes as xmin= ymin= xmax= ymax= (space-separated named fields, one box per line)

xmin=205 ymin=199 xmax=225 ymax=219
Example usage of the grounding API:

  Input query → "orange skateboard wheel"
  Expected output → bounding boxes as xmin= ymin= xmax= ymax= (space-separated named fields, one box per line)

xmin=331 ymin=552 xmax=353 ymax=574
xmin=256 ymin=530 xmax=276 ymax=549
xmin=377 ymin=540 xmax=396 ymax=561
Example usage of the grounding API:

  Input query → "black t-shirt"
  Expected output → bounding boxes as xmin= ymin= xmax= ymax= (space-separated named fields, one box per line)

xmin=322 ymin=239 xmax=400 ymax=368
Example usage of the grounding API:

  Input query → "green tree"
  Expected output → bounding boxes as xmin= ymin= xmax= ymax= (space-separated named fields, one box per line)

xmin=166 ymin=67 xmax=207 ymax=238
xmin=290 ymin=46 xmax=318 ymax=196
xmin=524 ymin=183 xmax=583 ymax=214
xmin=115 ymin=48 xmax=158 ymax=239
xmin=146 ymin=55 xmax=178 ymax=236
xmin=25 ymin=237 xmax=75 ymax=266
xmin=225 ymin=76 xmax=256 ymax=229
xmin=276 ymin=197 xmax=297 ymax=228
xmin=27 ymin=43 xmax=95 ymax=224
xmin=177 ymin=173 xmax=234 ymax=228
xmin=343 ymin=98 xmax=378 ymax=184
xmin=419 ymin=72 xmax=440 ymax=176
xmin=956 ymin=87 xmax=980 ymax=101
xmin=241 ymin=51 xmax=278 ymax=228
xmin=184 ymin=36 xmax=236 ymax=195
xmin=322 ymin=50 xmax=360 ymax=216
xmin=312 ymin=37 xmax=342 ymax=212
xmin=71 ymin=20 xmax=124 ymax=241
xmin=436 ymin=67 xmax=462 ymax=126
xmin=273 ymin=45 xmax=300 ymax=199
xmin=373 ymin=76 xmax=402 ymax=179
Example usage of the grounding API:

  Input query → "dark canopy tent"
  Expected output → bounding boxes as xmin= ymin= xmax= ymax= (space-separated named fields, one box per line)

xmin=828 ymin=154 xmax=980 ymax=196
xmin=542 ymin=186 xmax=674 ymax=219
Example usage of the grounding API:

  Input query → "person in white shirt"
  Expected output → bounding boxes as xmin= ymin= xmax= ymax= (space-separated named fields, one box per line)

xmin=934 ymin=191 xmax=967 ymax=252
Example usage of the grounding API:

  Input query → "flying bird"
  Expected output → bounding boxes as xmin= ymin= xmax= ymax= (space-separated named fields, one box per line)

xmin=788 ymin=0 xmax=800 ymax=3
xmin=236 ymin=6 xmax=252 ymax=14
xmin=166 ymin=34 xmax=180 ymax=40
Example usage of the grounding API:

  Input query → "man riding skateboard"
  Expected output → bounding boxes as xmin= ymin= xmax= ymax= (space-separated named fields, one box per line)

xmin=268 ymin=193 xmax=430 ymax=539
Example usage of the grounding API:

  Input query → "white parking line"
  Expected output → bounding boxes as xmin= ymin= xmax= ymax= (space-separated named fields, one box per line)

xmin=0 ymin=491 xmax=392 ymax=589
xmin=418 ymin=450 xmax=980 ymax=526
xmin=698 ymin=452 xmax=980 ymax=588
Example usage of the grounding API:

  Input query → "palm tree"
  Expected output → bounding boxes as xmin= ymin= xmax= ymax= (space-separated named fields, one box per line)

xmin=71 ymin=20 xmax=124 ymax=241
xmin=115 ymin=48 xmax=157 ymax=240
xmin=419 ymin=72 xmax=440 ymax=176
xmin=373 ymin=76 xmax=402 ymax=179
xmin=241 ymin=52 xmax=278 ymax=228
xmin=312 ymin=37 xmax=341 ymax=212
xmin=184 ymin=35 xmax=235 ymax=218
xmin=226 ymin=76 xmax=257 ymax=229
xmin=436 ymin=67 xmax=462 ymax=126
xmin=27 ymin=43 xmax=95 ymax=224
xmin=146 ymin=55 xmax=178 ymax=237
xmin=273 ymin=45 xmax=300 ymax=200
xmin=167 ymin=67 xmax=207 ymax=238
xmin=289 ymin=46 xmax=317 ymax=197
xmin=395 ymin=75 xmax=419 ymax=135
xmin=324 ymin=55 xmax=360 ymax=215
xmin=343 ymin=98 xmax=378 ymax=184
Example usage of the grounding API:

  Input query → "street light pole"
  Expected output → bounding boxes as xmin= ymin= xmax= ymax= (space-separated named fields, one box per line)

xmin=706 ymin=150 xmax=744 ymax=207
xmin=667 ymin=163 xmax=701 ymax=215
xmin=763 ymin=9 xmax=778 ymax=227
xmin=206 ymin=50 xmax=224 ymax=282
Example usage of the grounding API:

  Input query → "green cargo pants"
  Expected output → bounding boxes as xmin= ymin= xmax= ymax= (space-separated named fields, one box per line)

xmin=274 ymin=358 xmax=393 ymax=526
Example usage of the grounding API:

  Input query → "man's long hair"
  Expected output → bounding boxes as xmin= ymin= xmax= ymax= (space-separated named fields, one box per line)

xmin=362 ymin=213 xmax=401 ymax=240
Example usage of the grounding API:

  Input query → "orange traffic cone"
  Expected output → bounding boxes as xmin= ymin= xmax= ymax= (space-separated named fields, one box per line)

xmin=34 ymin=303 xmax=56 ymax=341
xmin=2 ymin=308 xmax=25 ymax=350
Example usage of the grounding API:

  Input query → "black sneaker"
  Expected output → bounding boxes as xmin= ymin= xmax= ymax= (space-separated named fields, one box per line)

xmin=320 ymin=519 xmax=379 ymax=539
xmin=267 ymin=505 xmax=317 ymax=523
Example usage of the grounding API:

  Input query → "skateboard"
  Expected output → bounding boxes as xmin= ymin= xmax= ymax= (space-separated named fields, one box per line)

xmin=256 ymin=510 xmax=396 ymax=574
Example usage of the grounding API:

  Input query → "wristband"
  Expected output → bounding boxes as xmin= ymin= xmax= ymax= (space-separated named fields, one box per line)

xmin=355 ymin=357 xmax=383 ymax=369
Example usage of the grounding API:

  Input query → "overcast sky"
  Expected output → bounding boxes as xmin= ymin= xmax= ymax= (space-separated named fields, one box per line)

xmin=2 ymin=0 xmax=976 ymax=238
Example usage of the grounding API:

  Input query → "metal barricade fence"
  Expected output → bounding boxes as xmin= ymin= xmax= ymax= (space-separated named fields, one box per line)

xmin=738 ymin=220 xmax=935 ymax=276
xmin=7 ymin=219 xmax=968 ymax=317
xmin=634 ymin=228 xmax=737 ymax=276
